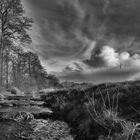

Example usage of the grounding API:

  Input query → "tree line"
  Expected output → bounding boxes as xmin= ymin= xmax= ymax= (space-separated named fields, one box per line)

xmin=0 ymin=0 xmax=59 ymax=91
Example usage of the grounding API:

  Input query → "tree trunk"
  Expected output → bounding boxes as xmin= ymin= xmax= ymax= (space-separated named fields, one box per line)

xmin=12 ymin=61 xmax=16 ymax=85
xmin=0 ymin=35 xmax=4 ymax=87
xmin=6 ymin=50 xmax=9 ymax=88
xmin=28 ymin=55 xmax=31 ymax=76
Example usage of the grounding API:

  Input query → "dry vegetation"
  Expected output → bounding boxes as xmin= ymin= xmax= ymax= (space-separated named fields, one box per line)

xmin=0 ymin=111 xmax=73 ymax=140
xmin=40 ymin=81 xmax=140 ymax=140
xmin=1 ymin=80 xmax=140 ymax=140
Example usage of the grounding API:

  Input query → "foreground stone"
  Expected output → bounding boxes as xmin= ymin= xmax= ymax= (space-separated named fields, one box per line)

xmin=0 ymin=111 xmax=34 ymax=122
xmin=0 ymin=111 xmax=73 ymax=140
xmin=30 ymin=119 xmax=73 ymax=140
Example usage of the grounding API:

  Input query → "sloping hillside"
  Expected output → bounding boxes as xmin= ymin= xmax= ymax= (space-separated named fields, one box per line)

xmin=41 ymin=80 xmax=140 ymax=140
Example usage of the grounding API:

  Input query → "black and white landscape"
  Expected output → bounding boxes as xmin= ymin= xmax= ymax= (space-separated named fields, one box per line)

xmin=0 ymin=0 xmax=140 ymax=140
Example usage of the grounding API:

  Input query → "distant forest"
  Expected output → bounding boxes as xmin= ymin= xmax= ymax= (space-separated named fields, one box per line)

xmin=0 ymin=0 xmax=60 ymax=91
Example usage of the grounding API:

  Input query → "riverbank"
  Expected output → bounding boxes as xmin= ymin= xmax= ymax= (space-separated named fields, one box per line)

xmin=0 ymin=111 xmax=73 ymax=140
xmin=1 ymin=81 xmax=140 ymax=140
xmin=0 ymin=88 xmax=74 ymax=140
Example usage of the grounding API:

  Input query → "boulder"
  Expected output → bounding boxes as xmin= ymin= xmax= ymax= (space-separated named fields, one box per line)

xmin=0 ymin=100 xmax=13 ymax=107
xmin=0 ymin=111 xmax=34 ymax=122
xmin=0 ymin=117 xmax=73 ymax=140
xmin=7 ymin=87 xmax=24 ymax=96
xmin=30 ymin=119 xmax=73 ymax=140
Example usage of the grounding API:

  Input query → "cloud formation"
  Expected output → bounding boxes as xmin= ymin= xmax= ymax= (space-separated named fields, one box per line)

xmin=23 ymin=0 xmax=140 ymax=59
xmin=22 ymin=0 xmax=140 ymax=83
xmin=84 ymin=46 xmax=140 ymax=69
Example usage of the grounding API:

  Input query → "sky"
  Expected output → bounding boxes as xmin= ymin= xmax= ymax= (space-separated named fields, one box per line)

xmin=22 ymin=0 xmax=140 ymax=84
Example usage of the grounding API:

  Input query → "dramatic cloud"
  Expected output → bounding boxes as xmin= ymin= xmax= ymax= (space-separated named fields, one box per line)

xmin=84 ymin=46 xmax=140 ymax=69
xmin=99 ymin=46 xmax=119 ymax=67
xmin=63 ymin=61 xmax=88 ymax=73
xmin=22 ymin=0 xmax=140 ymax=83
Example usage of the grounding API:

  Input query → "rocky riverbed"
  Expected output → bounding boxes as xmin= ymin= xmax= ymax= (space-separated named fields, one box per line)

xmin=0 ymin=111 xmax=73 ymax=140
xmin=0 ymin=89 xmax=74 ymax=140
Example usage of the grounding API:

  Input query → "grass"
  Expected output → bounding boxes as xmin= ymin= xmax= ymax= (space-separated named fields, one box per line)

xmin=41 ymin=81 xmax=140 ymax=140
xmin=83 ymin=84 xmax=140 ymax=140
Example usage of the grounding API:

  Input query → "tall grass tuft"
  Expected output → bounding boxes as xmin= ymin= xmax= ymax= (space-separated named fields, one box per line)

xmin=82 ymin=85 xmax=140 ymax=140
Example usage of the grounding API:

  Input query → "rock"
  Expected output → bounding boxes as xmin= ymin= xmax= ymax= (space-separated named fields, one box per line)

xmin=30 ymin=119 xmax=73 ymax=140
xmin=0 ymin=111 xmax=34 ymax=122
xmin=32 ymin=107 xmax=53 ymax=119
xmin=7 ymin=87 xmax=24 ymax=96
xmin=0 ymin=100 xmax=13 ymax=107
xmin=30 ymin=101 xmax=44 ymax=106
xmin=0 ymin=108 xmax=73 ymax=140
xmin=0 ymin=118 xmax=73 ymax=140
